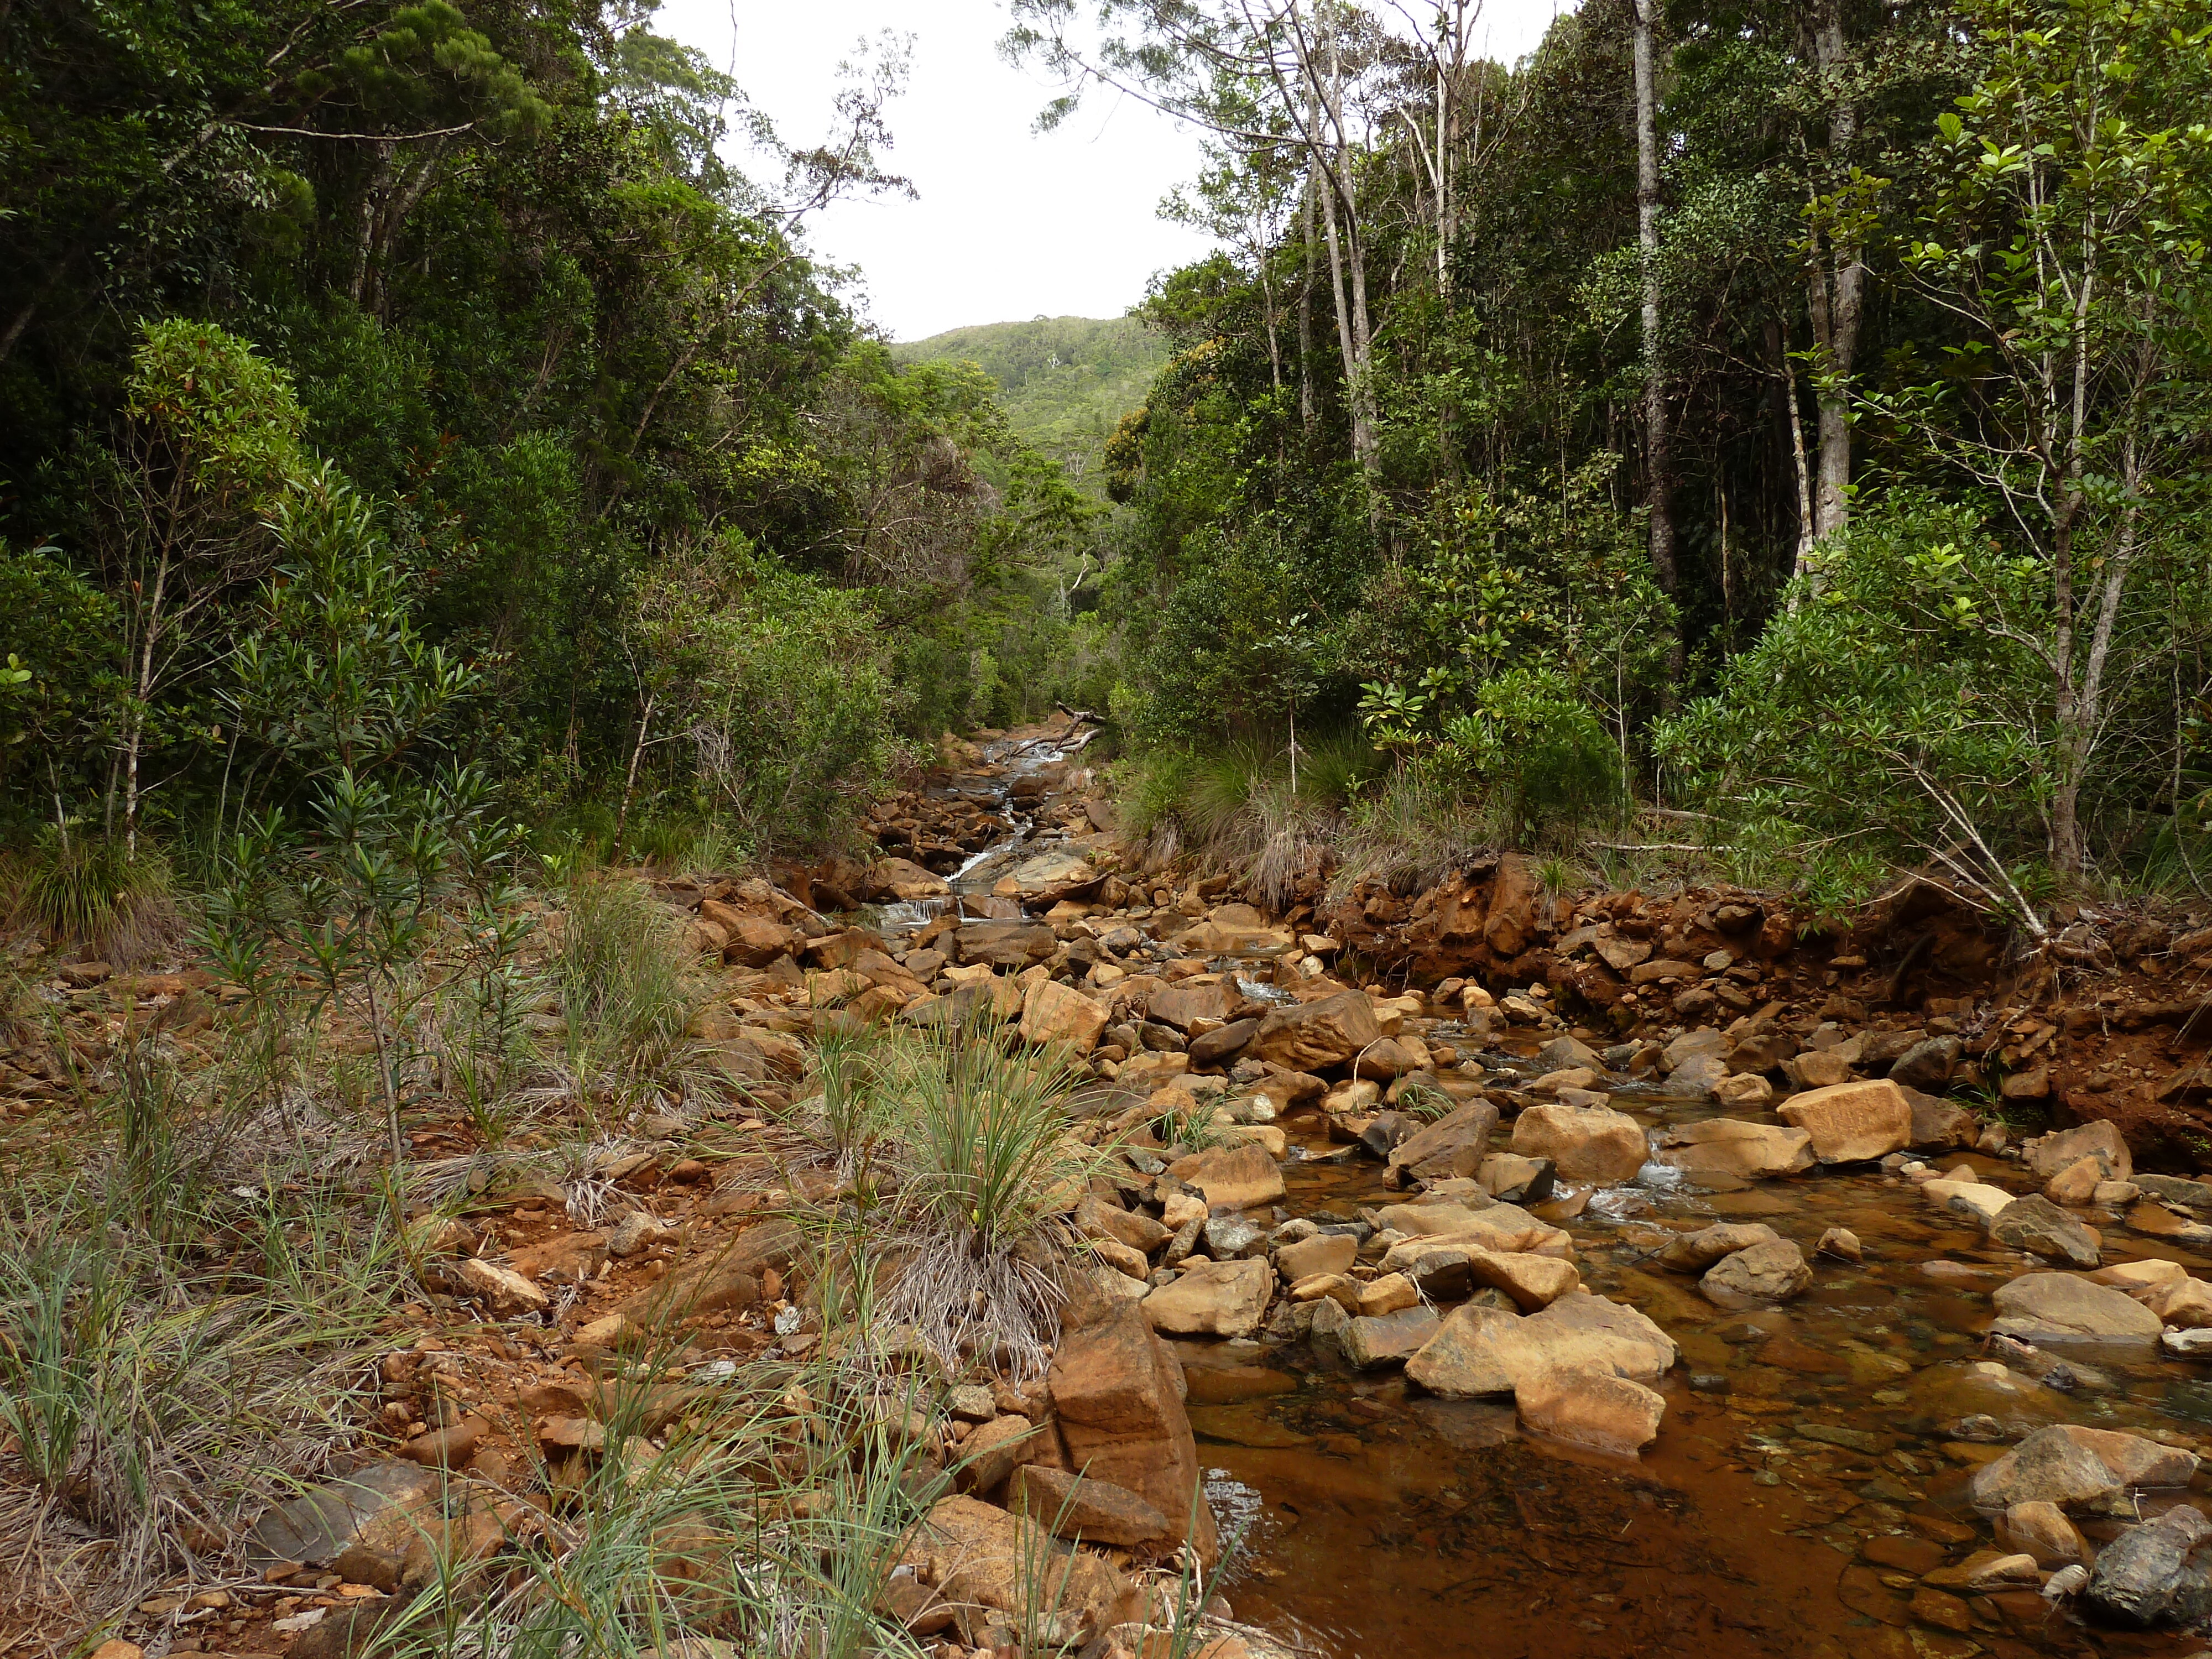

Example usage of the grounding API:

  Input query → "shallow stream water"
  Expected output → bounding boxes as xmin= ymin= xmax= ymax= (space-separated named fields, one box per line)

xmin=1178 ymin=1082 xmax=2212 ymax=1659
xmin=869 ymin=734 xmax=2212 ymax=1658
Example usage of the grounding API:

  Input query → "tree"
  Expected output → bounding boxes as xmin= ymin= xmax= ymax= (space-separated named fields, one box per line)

xmin=86 ymin=321 xmax=311 ymax=850
xmin=1866 ymin=0 xmax=2212 ymax=877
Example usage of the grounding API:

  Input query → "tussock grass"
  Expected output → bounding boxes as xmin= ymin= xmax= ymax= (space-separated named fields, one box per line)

xmin=2 ymin=825 xmax=182 ymax=964
xmin=1326 ymin=764 xmax=1493 ymax=901
xmin=828 ymin=1015 xmax=1106 ymax=1381
xmin=551 ymin=874 xmax=712 ymax=1109
xmin=1118 ymin=729 xmax=1380 ymax=905
xmin=0 ymin=1178 xmax=401 ymax=1622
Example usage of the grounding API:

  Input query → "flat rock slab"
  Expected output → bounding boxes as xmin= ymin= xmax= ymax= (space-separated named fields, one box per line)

xmin=1778 ymin=1079 xmax=1912 ymax=1163
xmin=248 ymin=1460 xmax=441 ymax=1567
xmin=1991 ymin=1272 xmax=2162 ymax=1344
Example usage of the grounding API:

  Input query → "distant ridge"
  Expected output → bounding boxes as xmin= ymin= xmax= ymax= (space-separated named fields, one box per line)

xmin=892 ymin=315 xmax=1165 ymax=486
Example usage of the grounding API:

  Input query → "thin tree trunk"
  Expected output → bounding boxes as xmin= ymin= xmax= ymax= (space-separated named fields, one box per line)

xmin=1805 ymin=0 xmax=1860 ymax=538
xmin=1767 ymin=315 xmax=1817 ymax=602
xmin=1634 ymin=0 xmax=1681 ymax=687
xmin=1298 ymin=155 xmax=1319 ymax=430
xmin=614 ymin=690 xmax=658 ymax=859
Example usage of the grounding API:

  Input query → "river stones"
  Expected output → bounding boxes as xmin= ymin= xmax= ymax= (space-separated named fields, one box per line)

xmin=1020 ymin=979 xmax=1109 ymax=1056
xmin=1008 ymin=1465 xmax=1170 ymax=1546
xmin=1655 ymin=1221 xmax=1781 ymax=1273
xmin=1405 ymin=1292 xmax=1676 ymax=1399
xmin=1340 ymin=1304 xmax=1439 ymax=1369
xmin=1996 ymin=1500 xmax=2088 ymax=1567
xmin=1777 ymin=1079 xmax=1912 ymax=1163
xmin=1988 ymin=1194 xmax=2101 ymax=1267
xmin=1386 ymin=1098 xmax=1499 ymax=1183
xmin=1990 ymin=1272 xmax=2162 ymax=1343
xmin=2084 ymin=1507 xmax=2212 ymax=1627
xmin=1141 ymin=1259 xmax=1274 ymax=1338
xmin=1653 ymin=1119 xmax=1814 ymax=1180
xmin=2023 ymin=1119 xmax=2132 ymax=1183
xmin=1275 ymin=1232 xmax=1358 ymax=1284
xmin=1462 ymin=1249 xmax=1582 ymax=1312
xmin=1922 ymin=1177 xmax=2017 ymax=1227
xmin=1515 ymin=1370 xmax=1665 ymax=1457
xmin=1970 ymin=1423 xmax=2198 ymax=1514
xmin=1699 ymin=1239 xmax=1812 ymax=1307
xmin=1246 ymin=991 xmax=1380 ymax=1071
xmin=1510 ymin=1102 xmax=1647 ymax=1184
xmin=1164 ymin=1143 xmax=1284 ymax=1212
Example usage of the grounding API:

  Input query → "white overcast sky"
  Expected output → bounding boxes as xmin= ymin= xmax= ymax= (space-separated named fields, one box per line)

xmin=654 ymin=1 xmax=1576 ymax=342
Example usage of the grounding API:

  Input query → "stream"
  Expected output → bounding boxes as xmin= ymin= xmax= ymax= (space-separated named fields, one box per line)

xmin=862 ymin=727 xmax=2212 ymax=1659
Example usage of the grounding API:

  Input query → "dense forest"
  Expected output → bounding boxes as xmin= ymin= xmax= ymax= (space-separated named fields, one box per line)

xmin=3 ymin=0 xmax=2209 ymax=930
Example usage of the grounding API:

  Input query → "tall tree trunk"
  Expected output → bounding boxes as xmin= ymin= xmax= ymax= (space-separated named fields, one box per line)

xmin=1297 ymin=138 xmax=1319 ymax=430
xmin=1804 ymin=0 xmax=1861 ymax=538
xmin=1634 ymin=0 xmax=1680 ymax=687
xmin=1320 ymin=26 xmax=1380 ymax=501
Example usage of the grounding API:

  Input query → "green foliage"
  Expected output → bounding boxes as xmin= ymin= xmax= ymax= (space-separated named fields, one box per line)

xmin=1660 ymin=497 xmax=2078 ymax=917
xmin=626 ymin=538 xmax=909 ymax=854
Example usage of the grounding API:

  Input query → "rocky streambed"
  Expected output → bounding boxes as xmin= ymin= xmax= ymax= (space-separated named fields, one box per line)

xmin=769 ymin=722 xmax=2212 ymax=1658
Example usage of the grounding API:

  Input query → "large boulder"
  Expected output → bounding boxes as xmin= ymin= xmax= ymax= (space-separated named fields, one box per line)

xmin=1988 ymin=1194 xmax=2101 ymax=1267
xmin=1008 ymin=1465 xmax=1170 ymax=1547
xmin=1021 ymin=979 xmax=1109 ymax=1056
xmin=1165 ymin=1143 xmax=1285 ymax=1212
xmin=1777 ymin=1079 xmax=1913 ymax=1163
xmin=1141 ymin=1259 xmax=1275 ymax=1338
xmin=1248 ymin=992 xmax=1381 ymax=1072
xmin=868 ymin=858 xmax=950 ymax=902
xmin=1515 ymin=1371 xmax=1665 ymax=1457
xmin=956 ymin=921 xmax=1059 ymax=968
xmin=1339 ymin=1305 xmax=1440 ymax=1370
xmin=1510 ymin=1103 xmax=1647 ymax=1185
xmin=2024 ymin=1120 xmax=2133 ymax=1183
xmin=1970 ymin=1424 xmax=2198 ymax=1515
xmin=2084 ymin=1509 xmax=2212 ymax=1628
xmin=1048 ymin=1293 xmax=1216 ymax=1558
xmin=1375 ymin=1202 xmax=1574 ymax=1262
xmin=1991 ymin=1272 xmax=2162 ymax=1342
xmin=698 ymin=902 xmax=799 ymax=967
xmin=1888 ymin=1035 xmax=1963 ymax=1092
xmin=1653 ymin=1119 xmax=1814 ymax=1180
xmin=1276 ymin=1232 xmax=1358 ymax=1284
xmin=1700 ymin=1239 xmax=1812 ymax=1307
xmin=1906 ymin=1089 xmax=1980 ymax=1150
xmin=1656 ymin=1222 xmax=1782 ymax=1273
xmin=1005 ymin=849 xmax=1104 ymax=904
xmin=1385 ymin=1098 xmax=1499 ymax=1184
xmin=1463 ymin=1249 xmax=1582 ymax=1311
xmin=1147 ymin=981 xmax=1235 ymax=1032
xmin=1405 ymin=1292 xmax=1676 ymax=1399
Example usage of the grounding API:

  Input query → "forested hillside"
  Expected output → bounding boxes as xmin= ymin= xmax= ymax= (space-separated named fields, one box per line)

xmin=893 ymin=315 xmax=1167 ymax=486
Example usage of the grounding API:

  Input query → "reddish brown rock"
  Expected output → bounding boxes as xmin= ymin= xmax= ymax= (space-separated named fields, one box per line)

xmin=1048 ymin=1292 xmax=1217 ymax=1560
